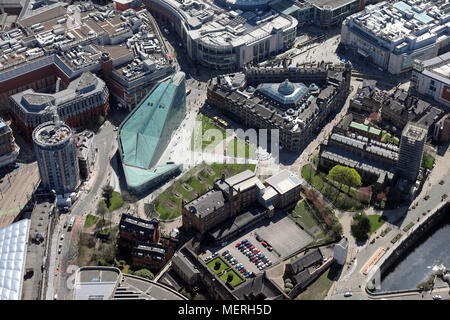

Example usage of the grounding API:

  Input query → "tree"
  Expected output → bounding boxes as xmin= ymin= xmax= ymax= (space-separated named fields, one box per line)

xmin=97 ymin=115 xmax=105 ymax=126
xmin=328 ymin=165 xmax=362 ymax=192
xmin=214 ymin=261 xmax=221 ymax=270
xmin=134 ymin=269 xmax=154 ymax=280
xmin=102 ymin=185 xmax=114 ymax=210
xmin=227 ymin=273 xmax=234 ymax=283
xmin=97 ymin=200 xmax=108 ymax=223
xmin=351 ymin=212 xmax=371 ymax=242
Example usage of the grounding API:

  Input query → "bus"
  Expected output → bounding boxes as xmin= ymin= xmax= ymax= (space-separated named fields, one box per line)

xmin=67 ymin=216 xmax=75 ymax=231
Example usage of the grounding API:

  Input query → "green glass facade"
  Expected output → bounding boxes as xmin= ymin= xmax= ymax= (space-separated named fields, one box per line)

xmin=118 ymin=71 xmax=186 ymax=194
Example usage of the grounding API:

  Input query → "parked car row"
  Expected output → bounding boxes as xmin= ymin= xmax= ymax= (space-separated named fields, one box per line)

xmin=235 ymin=239 xmax=272 ymax=271
xmin=204 ymin=251 xmax=218 ymax=262
xmin=222 ymin=249 xmax=253 ymax=278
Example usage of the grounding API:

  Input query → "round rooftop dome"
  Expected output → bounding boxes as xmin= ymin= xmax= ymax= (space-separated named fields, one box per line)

xmin=278 ymin=79 xmax=295 ymax=96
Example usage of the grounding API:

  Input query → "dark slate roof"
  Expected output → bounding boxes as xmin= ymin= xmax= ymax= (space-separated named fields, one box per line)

xmin=232 ymin=273 xmax=288 ymax=300
xmin=184 ymin=190 xmax=226 ymax=218
xmin=119 ymin=213 xmax=158 ymax=238
xmin=287 ymin=249 xmax=323 ymax=274
xmin=293 ymin=269 xmax=310 ymax=286
xmin=132 ymin=242 xmax=168 ymax=262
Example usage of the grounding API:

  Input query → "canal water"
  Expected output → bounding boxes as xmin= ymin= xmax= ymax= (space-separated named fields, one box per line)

xmin=378 ymin=214 xmax=450 ymax=292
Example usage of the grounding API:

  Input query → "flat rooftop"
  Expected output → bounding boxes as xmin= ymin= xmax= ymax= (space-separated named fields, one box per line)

xmin=308 ymin=0 xmax=358 ymax=10
xmin=33 ymin=122 xmax=72 ymax=147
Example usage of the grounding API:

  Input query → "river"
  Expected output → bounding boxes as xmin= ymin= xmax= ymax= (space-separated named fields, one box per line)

xmin=378 ymin=214 xmax=450 ymax=292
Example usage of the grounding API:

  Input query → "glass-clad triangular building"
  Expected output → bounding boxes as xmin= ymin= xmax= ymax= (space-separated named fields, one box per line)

xmin=118 ymin=71 xmax=186 ymax=194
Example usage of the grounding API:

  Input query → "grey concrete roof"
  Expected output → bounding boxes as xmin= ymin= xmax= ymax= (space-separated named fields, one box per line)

xmin=265 ymin=169 xmax=302 ymax=195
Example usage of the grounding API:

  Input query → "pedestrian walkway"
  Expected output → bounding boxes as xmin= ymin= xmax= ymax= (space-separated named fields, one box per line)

xmin=46 ymin=224 xmax=60 ymax=300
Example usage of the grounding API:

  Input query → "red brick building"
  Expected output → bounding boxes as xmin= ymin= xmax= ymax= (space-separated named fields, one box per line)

xmin=119 ymin=213 xmax=160 ymax=249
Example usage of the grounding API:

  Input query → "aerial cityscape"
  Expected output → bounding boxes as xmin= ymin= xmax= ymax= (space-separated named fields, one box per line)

xmin=0 ymin=0 xmax=449 ymax=304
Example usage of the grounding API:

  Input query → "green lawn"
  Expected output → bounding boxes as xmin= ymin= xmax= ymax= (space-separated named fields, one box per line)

xmin=207 ymin=256 xmax=231 ymax=275
xmin=225 ymin=137 xmax=257 ymax=159
xmin=191 ymin=113 xmax=229 ymax=152
xmin=290 ymin=201 xmax=319 ymax=231
xmin=84 ymin=214 xmax=99 ymax=228
xmin=295 ymin=268 xmax=334 ymax=300
xmin=422 ymin=152 xmax=435 ymax=170
xmin=109 ymin=191 xmax=124 ymax=211
xmin=154 ymin=163 xmax=256 ymax=220
xmin=301 ymin=164 xmax=365 ymax=211
xmin=367 ymin=215 xmax=387 ymax=234
xmin=382 ymin=133 xmax=399 ymax=145
xmin=218 ymin=269 xmax=245 ymax=287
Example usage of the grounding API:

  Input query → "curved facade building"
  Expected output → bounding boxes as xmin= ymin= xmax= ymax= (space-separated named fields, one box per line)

xmin=33 ymin=122 xmax=80 ymax=194
xmin=144 ymin=0 xmax=297 ymax=70
xmin=118 ymin=71 xmax=186 ymax=194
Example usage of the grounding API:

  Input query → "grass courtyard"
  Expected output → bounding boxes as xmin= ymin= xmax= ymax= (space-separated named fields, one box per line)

xmin=207 ymin=256 xmax=245 ymax=287
xmin=84 ymin=214 xmax=99 ymax=228
xmin=153 ymin=163 xmax=256 ymax=220
xmin=295 ymin=264 xmax=339 ymax=300
xmin=191 ymin=113 xmax=256 ymax=159
xmin=289 ymin=201 xmax=325 ymax=240
xmin=367 ymin=215 xmax=387 ymax=234
xmin=301 ymin=164 xmax=366 ymax=211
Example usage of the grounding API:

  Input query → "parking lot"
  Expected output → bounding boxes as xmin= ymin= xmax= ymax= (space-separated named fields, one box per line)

xmin=255 ymin=214 xmax=314 ymax=259
xmin=204 ymin=232 xmax=280 ymax=277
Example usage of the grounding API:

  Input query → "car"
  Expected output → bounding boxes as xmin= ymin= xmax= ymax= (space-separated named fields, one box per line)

xmin=238 ymin=244 xmax=244 ymax=249
xmin=212 ymin=252 xmax=218 ymax=257
xmin=222 ymin=250 xmax=229 ymax=256
xmin=241 ymin=239 xmax=248 ymax=243
xmin=59 ymin=243 xmax=63 ymax=248
xmin=244 ymin=273 xmax=250 ymax=278
xmin=60 ymin=234 xmax=64 ymax=241
xmin=344 ymin=292 xmax=352 ymax=297
xmin=252 ymin=257 xmax=259 ymax=263
xmin=245 ymin=243 xmax=252 ymax=248
xmin=258 ymin=265 xmax=264 ymax=270
xmin=63 ymin=222 xmax=67 ymax=229
xmin=257 ymin=262 xmax=263 ymax=267
xmin=240 ymin=269 xmax=245 ymax=273
xmin=235 ymin=242 xmax=241 ymax=248
xmin=236 ymin=266 xmax=242 ymax=270
xmin=256 ymin=235 xmax=262 ymax=242
xmin=58 ymin=248 xmax=61 ymax=254
xmin=258 ymin=253 xmax=265 ymax=258
xmin=205 ymin=255 xmax=212 ymax=261
xmin=249 ymin=245 xmax=255 ymax=250
xmin=224 ymin=255 xmax=231 ymax=261
xmin=113 ymin=126 xmax=118 ymax=131
xmin=267 ymin=246 xmax=273 ymax=252
xmin=262 ymin=257 xmax=268 ymax=262
xmin=432 ymin=295 xmax=442 ymax=300
xmin=231 ymin=261 xmax=237 ymax=265
xmin=253 ymin=249 xmax=260 ymax=254
xmin=261 ymin=241 xmax=268 ymax=247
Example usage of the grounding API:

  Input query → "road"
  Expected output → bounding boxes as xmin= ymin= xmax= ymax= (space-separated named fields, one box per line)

xmin=54 ymin=120 xmax=117 ymax=300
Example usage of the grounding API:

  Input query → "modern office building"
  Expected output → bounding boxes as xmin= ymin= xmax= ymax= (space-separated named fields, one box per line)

xmin=270 ymin=0 xmax=366 ymax=29
xmin=207 ymin=62 xmax=351 ymax=151
xmin=0 ymin=4 xmax=172 ymax=113
xmin=144 ymin=0 xmax=298 ymax=70
xmin=410 ymin=52 xmax=450 ymax=108
xmin=118 ymin=71 xmax=186 ymax=195
xmin=340 ymin=0 xmax=450 ymax=74
xmin=397 ymin=122 xmax=427 ymax=181
xmin=0 ymin=117 xmax=19 ymax=168
xmin=9 ymin=72 xmax=109 ymax=141
xmin=32 ymin=121 xmax=80 ymax=194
